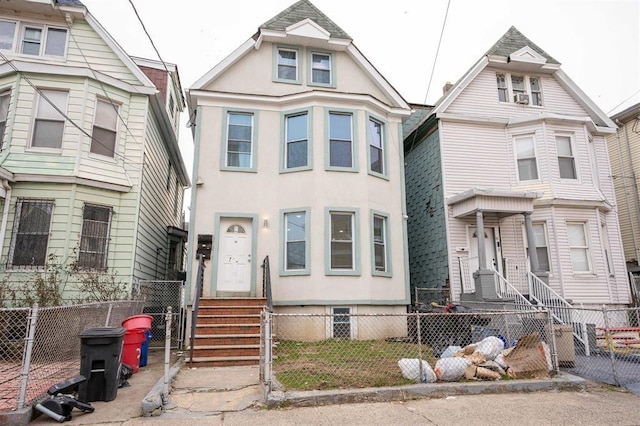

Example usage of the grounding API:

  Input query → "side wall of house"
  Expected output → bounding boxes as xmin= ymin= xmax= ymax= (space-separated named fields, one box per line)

xmin=404 ymin=126 xmax=448 ymax=301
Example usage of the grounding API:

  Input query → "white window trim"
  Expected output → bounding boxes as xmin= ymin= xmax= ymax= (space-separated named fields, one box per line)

xmin=8 ymin=198 xmax=54 ymax=269
xmin=0 ymin=19 xmax=18 ymax=52
xmin=19 ymin=23 xmax=68 ymax=58
xmin=89 ymin=97 xmax=120 ymax=159
xmin=566 ymin=221 xmax=592 ymax=274
xmin=366 ymin=113 xmax=388 ymax=180
xmin=555 ymin=133 xmax=579 ymax=181
xmin=327 ymin=306 xmax=356 ymax=339
xmin=496 ymin=72 xmax=543 ymax=106
xmin=77 ymin=204 xmax=112 ymax=270
xmin=0 ymin=90 xmax=11 ymax=150
xmin=29 ymin=89 xmax=68 ymax=152
xmin=522 ymin=221 xmax=552 ymax=274
xmin=514 ymin=134 xmax=540 ymax=182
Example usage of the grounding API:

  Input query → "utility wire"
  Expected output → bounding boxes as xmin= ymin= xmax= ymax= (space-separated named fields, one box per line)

xmin=127 ymin=0 xmax=171 ymax=76
xmin=0 ymin=50 xmax=140 ymax=169
xmin=406 ymin=0 xmax=452 ymax=153
xmin=607 ymin=88 xmax=640 ymax=115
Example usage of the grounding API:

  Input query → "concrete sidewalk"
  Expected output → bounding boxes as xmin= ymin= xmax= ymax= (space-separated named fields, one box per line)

xmin=29 ymin=351 xmax=640 ymax=425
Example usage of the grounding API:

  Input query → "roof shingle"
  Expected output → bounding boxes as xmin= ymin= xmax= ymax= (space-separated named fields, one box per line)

xmin=260 ymin=0 xmax=351 ymax=40
xmin=485 ymin=26 xmax=559 ymax=64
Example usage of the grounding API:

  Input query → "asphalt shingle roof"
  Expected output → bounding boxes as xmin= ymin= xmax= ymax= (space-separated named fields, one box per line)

xmin=260 ymin=0 xmax=351 ymax=40
xmin=485 ymin=26 xmax=560 ymax=64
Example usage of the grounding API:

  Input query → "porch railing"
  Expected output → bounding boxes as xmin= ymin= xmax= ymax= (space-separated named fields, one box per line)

xmin=458 ymin=256 xmax=476 ymax=294
xmin=503 ymin=258 xmax=530 ymax=295
xmin=492 ymin=267 xmax=536 ymax=310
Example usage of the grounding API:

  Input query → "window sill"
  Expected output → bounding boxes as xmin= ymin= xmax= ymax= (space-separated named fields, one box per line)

xmin=372 ymin=270 xmax=392 ymax=278
xmin=280 ymin=166 xmax=313 ymax=174
xmin=273 ymin=78 xmax=302 ymax=85
xmin=308 ymin=81 xmax=336 ymax=89
xmin=325 ymin=167 xmax=358 ymax=173
xmin=367 ymin=170 xmax=390 ymax=181
xmin=220 ymin=166 xmax=257 ymax=173
xmin=88 ymin=153 xmax=118 ymax=163
xmin=26 ymin=146 xmax=62 ymax=154
xmin=280 ymin=270 xmax=311 ymax=277
xmin=325 ymin=269 xmax=361 ymax=277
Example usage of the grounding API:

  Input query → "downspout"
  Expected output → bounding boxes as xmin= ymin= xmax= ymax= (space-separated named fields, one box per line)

xmin=616 ymin=119 xmax=640 ymax=263
xmin=0 ymin=181 xmax=11 ymax=261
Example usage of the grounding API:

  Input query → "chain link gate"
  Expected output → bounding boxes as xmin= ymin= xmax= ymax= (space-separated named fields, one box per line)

xmin=135 ymin=281 xmax=186 ymax=349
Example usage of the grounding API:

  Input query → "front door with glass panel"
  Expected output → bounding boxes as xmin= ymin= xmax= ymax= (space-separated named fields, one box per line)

xmin=468 ymin=226 xmax=501 ymax=275
xmin=216 ymin=218 xmax=252 ymax=294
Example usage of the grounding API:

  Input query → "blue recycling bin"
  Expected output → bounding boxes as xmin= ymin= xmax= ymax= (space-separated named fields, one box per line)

xmin=139 ymin=330 xmax=152 ymax=367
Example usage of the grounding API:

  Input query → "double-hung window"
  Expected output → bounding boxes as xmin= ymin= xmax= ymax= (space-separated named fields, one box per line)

xmin=368 ymin=117 xmax=385 ymax=176
xmin=225 ymin=112 xmax=254 ymax=169
xmin=9 ymin=199 xmax=54 ymax=267
xmin=328 ymin=112 xmax=354 ymax=169
xmin=372 ymin=213 xmax=391 ymax=275
xmin=515 ymin=135 xmax=538 ymax=181
xmin=567 ymin=222 xmax=591 ymax=273
xmin=327 ymin=208 xmax=360 ymax=275
xmin=78 ymin=205 xmax=112 ymax=270
xmin=311 ymin=52 xmax=331 ymax=85
xmin=0 ymin=91 xmax=10 ymax=149
xmin=556 ymin=135 xmax=577 ymax=179
xmin=283 ymin=210 xmax=308 ymax=273
xmin=32 ymin=90 xmax=67 ymax=149
xmin=277 ymin=48 xmax=298 ymax=82
xmin=285 ymin=112 xmax=308 ymax=169
xmin=0 ymin=21 xmax=16 ymax=50
xmin=496 ymin=73 xmax=543 ymax=106
xmin=525 ymin=223 xmax=550 ymax=272
xmin=91 ymin=99 xmax=118 ymax=157
xmin=21 ymin=25 xmax=67 ymax=57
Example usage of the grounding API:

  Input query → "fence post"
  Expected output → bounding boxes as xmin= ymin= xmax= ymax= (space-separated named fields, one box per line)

xmin=602 ymin=304 xmax=620 ymax=386
xmin=546 ymin=309 xmax=559 ymax=372
xmin=264 ymin=309 xmax=273 ymax=394
xmin=17 ymin=303 xmax=39 ymax=409
xmin=163 ymin=306 xmax=172 ymax=402
xmin=415 ymin=311 xmax=424 ymax=383
xmin=105 ymin=302 xmax=113 ymax=327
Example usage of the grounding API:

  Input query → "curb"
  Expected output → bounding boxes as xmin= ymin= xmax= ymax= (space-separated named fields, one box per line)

xmin=141 ymin=358 xmax=185 ymax=417
xmin=267 ymin=372 xmax=586 ymax=408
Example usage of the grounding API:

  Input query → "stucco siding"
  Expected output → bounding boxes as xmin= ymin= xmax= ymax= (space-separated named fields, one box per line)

xmin=205 ymin=42 xmax=391 ymax=104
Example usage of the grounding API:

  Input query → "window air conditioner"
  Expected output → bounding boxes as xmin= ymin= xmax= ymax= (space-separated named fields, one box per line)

xmin=514 ymin=93 xmax=530 ymax=104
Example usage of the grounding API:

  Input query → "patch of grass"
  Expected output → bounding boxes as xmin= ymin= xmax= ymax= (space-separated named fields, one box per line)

xmin=274 ymin=339 xmax=435 ymax=390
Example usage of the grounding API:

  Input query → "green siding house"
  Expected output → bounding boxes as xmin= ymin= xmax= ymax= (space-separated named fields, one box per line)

xmin=0 ymin=0 xmax=189 ymax=303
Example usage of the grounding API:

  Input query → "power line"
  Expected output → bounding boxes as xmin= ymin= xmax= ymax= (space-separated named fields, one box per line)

xmin=127 ymin=0 xmax=171 ymax=76
xmin=0 ymin=50 xmax=141 ymax=169
xmin=607 ymin=89 xmax=640 ymax=115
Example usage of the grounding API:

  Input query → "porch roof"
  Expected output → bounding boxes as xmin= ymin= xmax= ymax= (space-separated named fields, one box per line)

xmin=447 ymin=187 xmax=542 ymax=218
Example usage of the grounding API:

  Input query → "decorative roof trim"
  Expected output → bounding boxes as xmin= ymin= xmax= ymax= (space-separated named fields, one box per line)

xmin=286 ymin=18 xmax=330 ymax=40
xmin=447 ymin=187 xmax=542 ymax=206
xmin=509 ymin=46 xmax=547 ymax=65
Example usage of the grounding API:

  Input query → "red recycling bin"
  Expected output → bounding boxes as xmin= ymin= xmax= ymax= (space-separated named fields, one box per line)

xmin=122 ymin=329 xmax=146 ymax=373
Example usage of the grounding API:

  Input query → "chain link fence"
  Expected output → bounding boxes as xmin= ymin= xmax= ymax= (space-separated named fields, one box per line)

xmin=134 ymin=281 xmax=185 ymax=349
xmin=262 ymin=308 xmax=560 ymax=393
xmin=0 ymin=300 xmax=143 ymax=412
xmin=261 ymin=305 xmax=640 ymax=393
xmin=414 ymin=287 xmax=450 ymax=306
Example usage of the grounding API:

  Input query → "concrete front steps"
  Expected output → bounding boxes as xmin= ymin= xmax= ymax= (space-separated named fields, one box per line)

xmin=188 ymin=297 xmax=266 ymax=367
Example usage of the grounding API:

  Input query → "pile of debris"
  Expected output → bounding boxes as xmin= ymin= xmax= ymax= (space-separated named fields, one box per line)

xmin=398 ymin=332 xmax=552 ymax=383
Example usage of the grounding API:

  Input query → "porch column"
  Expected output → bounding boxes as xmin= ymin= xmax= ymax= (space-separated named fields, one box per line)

xmin=523 ymin=212 xmax=539 ymax=272
xmin=476 ymin=210 xmax=486 ymax=269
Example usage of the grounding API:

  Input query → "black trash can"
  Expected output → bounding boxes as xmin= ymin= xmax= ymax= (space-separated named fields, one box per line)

xmin=77 ymin=327 xmax=125 ymax=403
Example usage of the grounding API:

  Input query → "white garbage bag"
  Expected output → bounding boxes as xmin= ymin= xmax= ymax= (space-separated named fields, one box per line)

xmin=440 ymin=345 xmax=462 ymax=358
xmin=434 ymin=357 xmax=472 ymax=381
xmin=398 ymin=358 xmax=437 ymax=383
xmin=475 ymin=336 xmax=505 ymax=360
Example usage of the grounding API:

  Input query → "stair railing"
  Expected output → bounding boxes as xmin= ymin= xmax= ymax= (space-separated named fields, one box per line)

xmin=491 ymin=267 xmax=536 ymax=311
xmin=262 ymin=255 xmax=273 ymax=312
xmin=189 ymin=254 xmax=205 ymax=363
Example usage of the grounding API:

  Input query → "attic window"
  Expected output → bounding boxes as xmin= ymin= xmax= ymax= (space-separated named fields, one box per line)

xmin=495 ymin=73 xmax=543 ymax=106
xmin=277 ymin=48 xmax=298 ymax=81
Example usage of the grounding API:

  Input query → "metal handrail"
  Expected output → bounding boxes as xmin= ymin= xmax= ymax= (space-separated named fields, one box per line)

xmin=262 ymin=255 xmax=273 ymax=312
xmin=491 ymin=267 xmax=536 ymax=310
xmin=189 ymin=254 xmax=205 ymax=363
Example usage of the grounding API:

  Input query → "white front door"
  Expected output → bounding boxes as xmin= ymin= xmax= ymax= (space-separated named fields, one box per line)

xmin=468 ymin=226 xmax=501 ymax=274
xmin=216 ymin=218 xmax=252 ymax=293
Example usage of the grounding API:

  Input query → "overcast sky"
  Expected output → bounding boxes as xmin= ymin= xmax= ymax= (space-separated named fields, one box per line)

xmin=81 ymin=0 xmax=640 ymax=193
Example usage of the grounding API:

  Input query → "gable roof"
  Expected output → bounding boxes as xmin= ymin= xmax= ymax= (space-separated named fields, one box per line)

xmin=55 ymin=0 xmax=84 ymax=5
xmin=404 ymin=26 xmax=615 ymax=140
xmin=485 ymin=26 xmax=559 ymax=64
xmin=260 ymin=0 xmax=351 ymax=40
